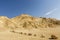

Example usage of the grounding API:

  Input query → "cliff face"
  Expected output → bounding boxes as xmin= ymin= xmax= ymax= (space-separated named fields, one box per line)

xmin=0 ymin=14 xmax=60 ymax=31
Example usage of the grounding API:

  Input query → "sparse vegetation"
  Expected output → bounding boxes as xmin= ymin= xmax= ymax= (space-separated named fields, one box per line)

xmin=49 ymin=35 xmax=58 ymax=40
xmin=10 ymin=30 xmax=15 ymax=33
xmin=19 ymin=32 xmax=23 ymax=34
xmin=34 ymin=34 xmax=36 ymax=36
xmin=23 ymin=22 xmax=27 ymax=28
xmin=28 ymin=33 xmax=32 ymax=36
xmin=41 ymin=35 xmax=45 ymax=38
xmin=24 ymin=33 xmax=27 ymax=35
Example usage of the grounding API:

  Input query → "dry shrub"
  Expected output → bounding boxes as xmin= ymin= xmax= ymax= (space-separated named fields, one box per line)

xmin=10 ymin=30 xmax=15 ymax=33
xmin=41 ymin=35 xmax=45 ymax=38
xmin=28 ymin=33 xmax=32 ymax=36
xmin=49 ymin=35 xmax=58 ymax=39
xmin=19 ymin=32 xmax=23 ymax=34
xmin=34 ymin=34 xmax=36 ymax=36
xmin=24 ymin=33 xmax=27 ymax=35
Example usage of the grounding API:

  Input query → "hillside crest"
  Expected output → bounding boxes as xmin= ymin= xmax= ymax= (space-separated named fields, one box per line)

xmin=0 ymin=14 xmax=60 ymax=30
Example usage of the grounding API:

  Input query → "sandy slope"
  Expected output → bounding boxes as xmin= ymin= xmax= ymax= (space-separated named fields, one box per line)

xmin=0 ymin=14 xmax=60 ymax=40
xmin=0 ymin=27 xmax=60 ymax=40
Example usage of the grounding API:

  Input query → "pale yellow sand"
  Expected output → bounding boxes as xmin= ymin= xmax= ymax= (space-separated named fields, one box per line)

xmin=0 ymin=27 xmax=60 ymax=40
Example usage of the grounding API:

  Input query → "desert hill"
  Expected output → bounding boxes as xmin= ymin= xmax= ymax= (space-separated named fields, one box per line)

xmin=11 ymin=14 xmax=60 ymax=29
xmin=0 ymin=14 xmax=60 ymax=30
xmin=0 ymin=14 xmax=60 ymax=40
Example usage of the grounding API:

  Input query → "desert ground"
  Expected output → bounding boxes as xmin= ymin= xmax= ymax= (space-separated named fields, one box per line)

xmin=0 ymin=14 xmax=60 ymax=40
xmin=0 ymin=27 xmax=60 ymax=40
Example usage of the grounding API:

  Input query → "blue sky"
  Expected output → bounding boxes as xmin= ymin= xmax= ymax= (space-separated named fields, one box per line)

xmin=0 ymin=0 xmax=60 ymax=19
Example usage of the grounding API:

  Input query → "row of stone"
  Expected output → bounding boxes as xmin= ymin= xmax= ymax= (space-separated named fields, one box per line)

xmin=11 ymin=30 xmax=58 ymax=39
xmin=11 ymin=31 xmax=37 ymax=36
